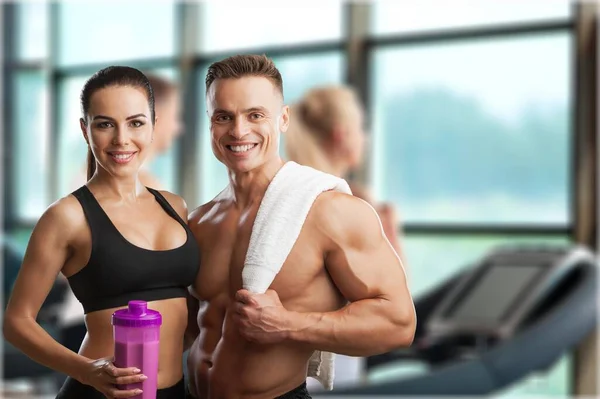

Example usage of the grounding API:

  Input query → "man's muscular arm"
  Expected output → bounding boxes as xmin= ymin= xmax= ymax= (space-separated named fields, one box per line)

xmin=286 ymin=193 xmax=415 ymax=356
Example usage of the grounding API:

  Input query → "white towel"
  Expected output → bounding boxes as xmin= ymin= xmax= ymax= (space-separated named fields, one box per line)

xmin=242 ymin=161 xmax=352 ymax=391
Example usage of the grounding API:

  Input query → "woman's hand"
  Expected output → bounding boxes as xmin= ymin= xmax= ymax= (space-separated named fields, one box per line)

xmin=77 ymin=357 xmax=147 ymax=398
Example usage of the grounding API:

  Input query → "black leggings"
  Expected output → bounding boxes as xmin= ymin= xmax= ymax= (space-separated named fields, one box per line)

xmin=276 ymin=382 xmax=312 ymax=399
xmin=184 ymin=382 xmax=311 ymax=399
xmin=56 ymin=376 xmax=185 ymax=399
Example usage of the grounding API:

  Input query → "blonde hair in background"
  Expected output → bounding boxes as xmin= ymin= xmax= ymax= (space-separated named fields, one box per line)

xmin=285 ymin=85 xmax=361 ymax=175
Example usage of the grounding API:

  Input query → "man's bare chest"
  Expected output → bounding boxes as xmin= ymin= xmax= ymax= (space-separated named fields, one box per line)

xmin=194 ymin=220 xmax=324 ymax=305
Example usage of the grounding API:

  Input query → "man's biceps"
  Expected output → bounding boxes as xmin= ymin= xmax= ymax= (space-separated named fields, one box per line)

xmin=327 ymin=254 xmax=367 ymax=284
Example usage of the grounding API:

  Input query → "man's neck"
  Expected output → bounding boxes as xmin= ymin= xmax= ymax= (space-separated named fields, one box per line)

xmin=228 ymin=156 xmax=285 ymax=209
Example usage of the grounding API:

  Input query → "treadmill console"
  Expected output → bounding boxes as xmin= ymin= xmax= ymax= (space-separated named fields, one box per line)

xmin=426 ymin=246 xmax=596 ymax=341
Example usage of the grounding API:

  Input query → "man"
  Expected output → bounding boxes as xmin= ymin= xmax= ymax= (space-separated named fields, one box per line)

xmin=186 ymin=54 xmax=415 ymax=399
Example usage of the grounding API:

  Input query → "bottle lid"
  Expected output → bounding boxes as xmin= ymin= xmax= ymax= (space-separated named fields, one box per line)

xmin=111 ymin=300 xmax=162 ymax=327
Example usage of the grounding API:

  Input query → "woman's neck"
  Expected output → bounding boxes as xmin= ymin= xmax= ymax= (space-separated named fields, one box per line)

xmin=88 ymin=169 xmax=147 ymax=201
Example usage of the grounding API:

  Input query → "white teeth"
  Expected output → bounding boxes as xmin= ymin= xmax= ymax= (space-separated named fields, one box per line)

xmin=112 ymin=153 xmax=133 ymax=160
xmin=229 ymin=144 xmax=256 ymax=153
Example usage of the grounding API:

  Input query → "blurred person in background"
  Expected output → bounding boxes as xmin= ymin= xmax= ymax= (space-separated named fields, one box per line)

xmin=3 ymin=66 xmax=199 ymax=399
xmin=59 ymin=73 xmax=185 ymax=361
xmin=284 ymin=85 xmax=407 ymax=390
xmin=285 ymin=85 xmax=404 ymax=261
xmin=135 ymin=73 xmax=184 ymax=189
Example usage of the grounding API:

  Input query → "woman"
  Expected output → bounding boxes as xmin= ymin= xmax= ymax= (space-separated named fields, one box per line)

xmin=59 ymin=73 xmax=185 ymax=359
xmin=285 ymin=85 xmax=405 ymax=259
xmin=3 ymin=66 xmax=199 ymax=399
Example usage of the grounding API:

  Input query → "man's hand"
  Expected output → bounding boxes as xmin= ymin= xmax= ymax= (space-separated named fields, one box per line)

xmin=232 ymin=289 xmax=290 ymax=344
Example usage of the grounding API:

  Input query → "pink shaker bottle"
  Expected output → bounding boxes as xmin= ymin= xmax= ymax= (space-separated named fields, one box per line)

xmin=112 ymin=300 xmax=162 ymax=399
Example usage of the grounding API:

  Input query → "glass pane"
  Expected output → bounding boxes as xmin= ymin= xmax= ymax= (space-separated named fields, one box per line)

xmin=13 ymin=70 xmax=49 ymax=220
xmin=57 ymin=68 xmax=179 ymax=199
xmin=199 ymin=2 xmax=342 ymax=53
xmin=372 ymin=0 xmax=572 ymax=36
xmin=402 ymin=234 xmax=570 ymax=296
xmin=370 ymin=32 xmax=571 ymax=225
xmin=57 ymin=2 xmax=176 ymax=66
xmin=57 ymin=76 xmax=89 ymax=198
xmin=197 ymin=52 xmax=345 ymax=203
xmin=16 ymin=2 xmax=48 ymax=61
xmin=369 ymin=233 xmax=572 ymax=396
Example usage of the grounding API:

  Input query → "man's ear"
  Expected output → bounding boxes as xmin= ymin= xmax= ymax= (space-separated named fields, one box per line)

xmin=279 ymin=105 xmax=290 ymax=133
xmin=80 ymin=118 xmax=89 ymax=144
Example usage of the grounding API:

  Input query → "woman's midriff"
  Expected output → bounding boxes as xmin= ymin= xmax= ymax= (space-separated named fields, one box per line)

xmin=79 ymin=297 xmax=188 ymax=389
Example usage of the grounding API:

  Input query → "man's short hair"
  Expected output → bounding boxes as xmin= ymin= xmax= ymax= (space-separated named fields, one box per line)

xmin=205 ymin=54 xmax=284 ymax=98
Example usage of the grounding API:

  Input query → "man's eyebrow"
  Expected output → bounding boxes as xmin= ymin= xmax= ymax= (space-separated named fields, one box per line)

xmin=211 ymin=107 xmax=271 ymax=118
xmin=244 ymin=107 xmax=268 ymax=113
xmin=212 ymin=108 xmax=233 ymax=115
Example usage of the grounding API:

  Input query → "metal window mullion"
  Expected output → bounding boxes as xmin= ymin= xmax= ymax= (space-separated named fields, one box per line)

xmin=177 ymin=1 xmax=202 ymax=207
xmin=2 ymin=3 xmax=17 ymax=231
xmin=48 ymin=2 xmax=60 ymax=203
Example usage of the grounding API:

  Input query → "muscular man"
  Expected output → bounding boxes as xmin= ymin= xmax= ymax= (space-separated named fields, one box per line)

xmin=186 ymin=54 xmax=416 ymax=399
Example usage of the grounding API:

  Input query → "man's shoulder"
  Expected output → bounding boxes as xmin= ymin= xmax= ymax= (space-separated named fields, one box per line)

xmin=313 ymin=190 xmax=373 ymax=215
xmin=188 ymin=194 xmax=232 ymax=226
xmin=312 ymin=191 xmax=381 ymax=238
xmin=188 ymin=201 xmax=216 ymax=225
xmin=189 ymin=185 xmax=234 ymax=222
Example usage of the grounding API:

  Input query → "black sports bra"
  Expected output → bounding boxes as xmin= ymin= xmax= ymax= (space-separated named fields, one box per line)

xmin=68 ymin=186 xmax=200 ymax=313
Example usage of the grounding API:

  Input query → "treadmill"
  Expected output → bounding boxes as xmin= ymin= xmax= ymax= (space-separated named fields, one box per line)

xmin=318 ymin=245 xmax=598 ymax=396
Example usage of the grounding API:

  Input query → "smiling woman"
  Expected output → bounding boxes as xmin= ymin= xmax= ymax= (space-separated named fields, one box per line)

xmin=3 ymin=66 xmax=201 ymax=399
xmin=79 ymin=68 xmax=157 ymax=181
xmin=85 ymin=109 xmax=150 ymax=171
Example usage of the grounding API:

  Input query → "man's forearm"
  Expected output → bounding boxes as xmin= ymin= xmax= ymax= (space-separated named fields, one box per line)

xmin=285 ymin=298 xmax=415 ymax=357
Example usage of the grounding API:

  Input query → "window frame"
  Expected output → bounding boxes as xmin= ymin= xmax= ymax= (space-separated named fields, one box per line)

xmin=365 ymin=19 xmax=575 ymax=235
xmin=3 ymin=2 xmax=577 ymax=239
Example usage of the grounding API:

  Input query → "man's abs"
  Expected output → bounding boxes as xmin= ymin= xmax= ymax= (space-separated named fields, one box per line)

xmin=187 ymin=312 xmax=313 ymax=399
